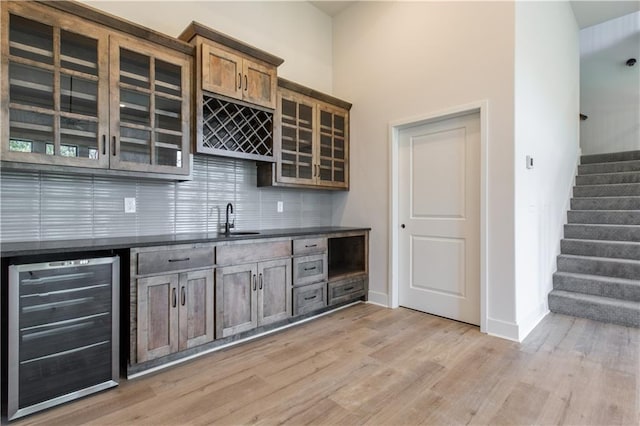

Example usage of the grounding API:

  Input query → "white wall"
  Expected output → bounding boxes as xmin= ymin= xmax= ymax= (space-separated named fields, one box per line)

xmin=332 ymin=1 xmax=518 ymax=338
xmin=514 ymin=2 xmax=580 ymax=339
xmin=82 ymin=0 xmax=334 ymax=92
xmin=579 ymin=12 xmax=640 ymax=155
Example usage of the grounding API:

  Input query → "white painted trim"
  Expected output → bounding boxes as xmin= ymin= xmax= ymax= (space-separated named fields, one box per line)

xmin=517 ymin=303 xmax=549 ymax=341
xmin=128 ymin=301 xmax=362 ymax=379
xmin=486 ymin=317 xmax=520 ymax=342
xmin=388 ymin=100 xmax=490 ymax=333
xmin=367 ymin=291 xmax=389 ymax=307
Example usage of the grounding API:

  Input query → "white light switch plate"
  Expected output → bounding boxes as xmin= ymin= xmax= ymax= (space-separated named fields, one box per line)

xmin=277 ymin=201 xmax=283 ymax=213
xmin=124 ymin=197 xmax=136 ymax=213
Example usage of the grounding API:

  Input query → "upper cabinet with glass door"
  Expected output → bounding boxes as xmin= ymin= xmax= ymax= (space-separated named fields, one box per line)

xmin=257 ymin=79 xmax=351 ymax=190
xmin=0 ymin=1 xmax=192 ymax=178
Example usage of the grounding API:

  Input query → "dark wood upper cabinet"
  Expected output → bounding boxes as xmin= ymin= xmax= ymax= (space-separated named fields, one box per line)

xmin=179 ymin=22 xmax=284 ymax=163
xmin=1 ymin=1 xmax=193 ymax=178
xmin=258 ymin=78 xmax=352 ymax=190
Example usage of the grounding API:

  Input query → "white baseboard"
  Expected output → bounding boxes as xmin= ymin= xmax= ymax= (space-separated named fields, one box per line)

xmin=367 ymin=290 xmax=389 ymax=307
xmin=517 ymin=303 xmax=549 ymax=341
xmin=486 ymin=317 xmax=520 ymax=341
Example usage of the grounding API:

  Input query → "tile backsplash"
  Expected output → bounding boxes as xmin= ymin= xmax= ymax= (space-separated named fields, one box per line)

xmin=0 ymin=156 xmax=335 ymax=242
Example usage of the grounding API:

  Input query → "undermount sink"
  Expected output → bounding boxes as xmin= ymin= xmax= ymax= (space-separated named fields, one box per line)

xmin=221 ymin=231 xmax=260 ymax=236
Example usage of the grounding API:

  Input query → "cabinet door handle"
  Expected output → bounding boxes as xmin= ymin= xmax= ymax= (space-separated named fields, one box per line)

xmin=181 ymin=286 xmax=186 ymax=306
xmin=102 ymin=135 xmax=106 ymax=156
xmin=168 ymin=258 xmax=190 ymax=263
xmin=253 ymin=274 xmax=257 ymax=291
xmin=238 ymin=72 xmax=242 ymax=89
xmin=304 ymin=266 xmax=317 ymax=271
xmin=259 ymin=273 xmax=263 ymax=290
xmin=244 ymin=74 xmax=248 ymax=91
xmin=304 ymin=295 xmax=317 ymax=301
xmin=305 ymin=244 xmax=317 ymax=248
xmin=112 ymin=136 xmax=117 ymax=156
xmin=172 ymin=288 xmax=177 ymax=308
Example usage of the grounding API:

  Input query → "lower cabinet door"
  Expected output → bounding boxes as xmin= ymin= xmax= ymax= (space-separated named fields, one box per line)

xmin=179 ymin=269 xmax=215 ymax=350
xmin=216 ymin=263 xmax=258 ymax=338
xmin=293 ymin=281 xmax=327 ymax=316
xmin=137 ymin=274 xmax=179 ymax=362
xmin=257 ymin=258 xmax=292 ymax=326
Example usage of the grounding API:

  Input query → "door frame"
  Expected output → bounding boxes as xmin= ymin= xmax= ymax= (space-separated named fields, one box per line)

xmin=388 ymin=101 xmax=489 ymax=332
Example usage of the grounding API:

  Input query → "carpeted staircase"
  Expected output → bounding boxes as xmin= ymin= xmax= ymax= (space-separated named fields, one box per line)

xmin=548 ymin=150 xmax=640 ymax=327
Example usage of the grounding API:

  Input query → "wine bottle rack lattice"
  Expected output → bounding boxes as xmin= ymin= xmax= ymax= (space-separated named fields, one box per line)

xmin=201 ymin=96 xmax=274 ymax=160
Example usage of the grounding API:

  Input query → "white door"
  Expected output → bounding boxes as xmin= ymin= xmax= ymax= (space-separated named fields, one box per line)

xmin=398 ymin=112 xmax=480 ymax=325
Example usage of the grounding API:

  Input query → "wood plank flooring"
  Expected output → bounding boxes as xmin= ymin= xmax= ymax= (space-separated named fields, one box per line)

xmin=14 ymin=304 xmax=640 ymax=425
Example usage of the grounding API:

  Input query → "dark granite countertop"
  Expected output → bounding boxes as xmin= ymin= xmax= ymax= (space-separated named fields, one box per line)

xmin=0 ymin=226 xmax=371 ymax=257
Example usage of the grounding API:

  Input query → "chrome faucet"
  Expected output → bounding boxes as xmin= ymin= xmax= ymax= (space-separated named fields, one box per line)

xmin=224 ymin=202 xmax=235 ymax=234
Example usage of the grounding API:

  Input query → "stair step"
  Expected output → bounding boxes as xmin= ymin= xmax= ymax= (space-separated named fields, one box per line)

xmin=581 ymin=150 xmax=640 ymax=165
xmin=548 ymin=290 xmax=640 ymax=327
xmin=571 ymin=196 xmax=640 ymax=210
xmin=576 ymin=171 xmax=640 ymax=186
xmin=578 ymin=160 xmax=640 ymax=175
xmin=564 ymin=224 xmax=640 ymax=242
xmin=557 ymin=254 xmax=640 ymax=280
xmin=573 ymin=183 xmax=640 ymax=197
xmin=561 ymin=238 xmax=640 ymax=260
xmin=567 ymin=210 xmax=640 ymax=225
xmin=553 ymin=272 xmax=640 ymax=302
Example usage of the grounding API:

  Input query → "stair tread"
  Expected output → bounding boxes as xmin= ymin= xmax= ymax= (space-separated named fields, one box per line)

xmin=578 ymin=171 xmax=640 ymax=177
xmin=569 ymin=209 xmax=640 ymax=211
xmin=580 ymin=159 xmax=640 ymax=167
xmin=562 ymin=238 xmax=640 ymax=246
xmin=573 ymin=196 xmax=640 ymax=200
xmin=550 ymin=290 xmax=640 ymax=309
xmin=566 ymin=223 xmax=640 ymax=228
xmin=557 ymin=253 xmax=640 ymax=265
xmin=554 ymin=271 xmax=640 ymax=286
xmin=574 ymin=182 xmax=640 ymax=188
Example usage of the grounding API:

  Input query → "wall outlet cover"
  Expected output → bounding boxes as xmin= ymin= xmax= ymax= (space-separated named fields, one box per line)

xmin=277 ymin=201 xmax=284 ymax=213
xmin=124 ymin=197 xmax=136 ymax=213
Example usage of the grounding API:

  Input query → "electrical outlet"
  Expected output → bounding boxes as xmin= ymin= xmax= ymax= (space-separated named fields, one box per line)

xmin=277 ymin=201 xmax=284 ymax=213
xmin=124 ymin=197 xmax=136 ymax=213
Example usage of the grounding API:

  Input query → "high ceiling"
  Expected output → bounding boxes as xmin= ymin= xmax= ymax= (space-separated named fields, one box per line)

xmin=309 ymin=1 xmax=640 ymax=29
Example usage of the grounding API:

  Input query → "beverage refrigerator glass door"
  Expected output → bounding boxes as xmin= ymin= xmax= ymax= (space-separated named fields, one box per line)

xmin=8 ymin=256 xmax=119 ymax=421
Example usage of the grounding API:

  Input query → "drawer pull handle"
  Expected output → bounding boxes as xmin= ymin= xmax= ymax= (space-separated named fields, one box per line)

xmin=305 ymin=244 xmax=318 ymax=248
xmin=304 ymin=295 xmax=317 ymax=301
xmin=172 ymin=288 xmax=177 ymax=308
xmin=168 ymin=258 xmax=190 ymax=263
xmin=259 ymin=273 xmax=263 ymax=290
xmin=181 ymin=286 xmax=186 ymax=306
xmin=304 ymin=266 xmax=317 ymax=271
xmin=253 ymin=274 xmax=257 ymax=291
xmin=344 ymin=286 xmax=354 ymax=291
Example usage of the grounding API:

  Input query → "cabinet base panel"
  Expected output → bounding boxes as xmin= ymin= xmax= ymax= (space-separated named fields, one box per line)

xmin=127 ymin=298 xmax=364 ymax=378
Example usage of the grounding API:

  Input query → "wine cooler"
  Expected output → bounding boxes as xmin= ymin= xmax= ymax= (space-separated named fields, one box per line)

xmin=8 ymin=256 xmax=119 ymax=420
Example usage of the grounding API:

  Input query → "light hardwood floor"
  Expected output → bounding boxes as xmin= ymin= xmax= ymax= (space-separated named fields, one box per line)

xmin=15 ymin=304 xmax=640 ymax=425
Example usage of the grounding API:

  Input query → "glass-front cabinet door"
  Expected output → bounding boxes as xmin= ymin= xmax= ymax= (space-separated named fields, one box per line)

xmin=2 ymin=6 xmax=109 ymax=168
xmin=277 ymin=90 xmax=316 ymax=185
xmin=109 ymin=36 xmax=190 ymax=174
xmin=317 ymin=104 xmax=349 ymax=189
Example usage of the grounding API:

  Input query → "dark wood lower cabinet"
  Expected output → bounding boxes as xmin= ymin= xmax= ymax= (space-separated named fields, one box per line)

xmin=137 ymin=269 xmax=214 ymax=362
xmin=215 ymin=258 xmax=291 ymax=339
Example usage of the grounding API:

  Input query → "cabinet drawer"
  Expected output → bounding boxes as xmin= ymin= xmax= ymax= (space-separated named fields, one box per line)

xmin=137 ymin=247 xmax=214 ymax=276
xmin=217 ymin=240 xmax=291 ymax=265
xmin=293 ymin=282 xmax=327 ymax=316
xmin=328 ymin=278 xmax=366 ymax=305
xmin=293 ymin=237 xmax=327 ymax=255
xmin=293 ymin=254 xmax=327 ymax=286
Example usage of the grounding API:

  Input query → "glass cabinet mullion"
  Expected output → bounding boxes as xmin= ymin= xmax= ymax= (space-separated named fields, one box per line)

xmin=149 ymin=56 xmax=156 ymax=166
xmin=52 ymin=26 xmax=61 ymax=157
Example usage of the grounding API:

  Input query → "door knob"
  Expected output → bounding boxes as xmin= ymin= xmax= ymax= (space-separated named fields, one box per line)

xmin=401 ymin=224 xmax=406 ymax=229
